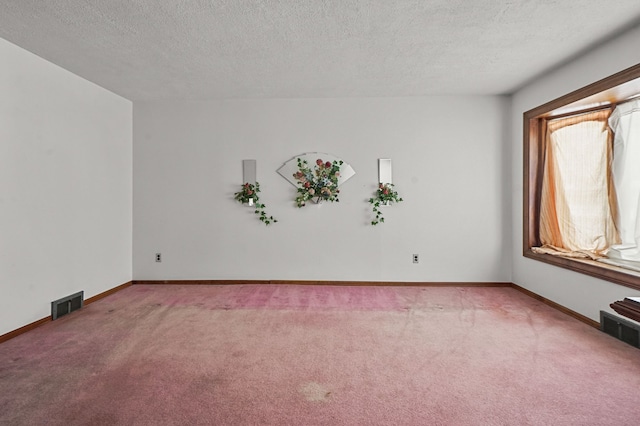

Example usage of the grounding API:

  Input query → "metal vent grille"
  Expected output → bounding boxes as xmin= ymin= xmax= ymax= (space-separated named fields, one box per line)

xmin=51 ymin=291 xmax=84 ymax=320
xmin=600 ymin=311 xmax=640 ymax=349
xmin=620 ymin=323 xmax=640 ymax=347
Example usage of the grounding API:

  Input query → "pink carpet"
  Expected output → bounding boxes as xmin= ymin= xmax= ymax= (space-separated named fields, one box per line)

xmin=1 ymin=284 xmax=639 ymax=425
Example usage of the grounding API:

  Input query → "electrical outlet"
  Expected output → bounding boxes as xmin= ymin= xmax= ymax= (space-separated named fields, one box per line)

xmin=413 ymin=254 xmax=419 ymax=264
xmin=155 ymin=253 xmax=162 ymax=263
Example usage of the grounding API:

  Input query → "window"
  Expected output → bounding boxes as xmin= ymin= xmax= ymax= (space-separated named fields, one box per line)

xmin=524 ymin=63 xmax=640 ymax=291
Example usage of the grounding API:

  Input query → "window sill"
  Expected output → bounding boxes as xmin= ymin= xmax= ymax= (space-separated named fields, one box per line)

xmin=523 ymin=249 xmax=640 ymax=291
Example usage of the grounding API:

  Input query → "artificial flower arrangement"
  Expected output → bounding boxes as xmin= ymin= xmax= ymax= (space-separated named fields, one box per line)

xmin=369 ymin=183 xmax=403 ymax=225
xmin=233 ymin=182 xmax=277 ymax=225
xmin=293 ymin=157 xmax=343 ymax=207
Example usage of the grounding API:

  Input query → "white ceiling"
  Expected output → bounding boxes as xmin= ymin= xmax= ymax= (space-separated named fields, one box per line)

xmin=1 ymin=1 xmax=640 ymax=101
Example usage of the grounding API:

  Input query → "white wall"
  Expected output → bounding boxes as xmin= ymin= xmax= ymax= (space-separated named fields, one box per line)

xmin=134 ymin=96 xmax=510 ymax=282
xmin=0 ymin=38 xmax=132 ymax=335
xmin=511 ymin=25 xmax=640 ymax=322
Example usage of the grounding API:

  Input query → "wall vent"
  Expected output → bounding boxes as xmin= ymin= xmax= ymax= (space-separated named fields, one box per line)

xmin=51 ymin=291 xmax=84 ymax=320
xmin=600 ymin=310 xmax=640 ymax=348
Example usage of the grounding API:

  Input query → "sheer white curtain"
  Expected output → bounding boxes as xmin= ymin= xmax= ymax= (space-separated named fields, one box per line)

xmin=608 ymin=99 xmax=640 ymax=261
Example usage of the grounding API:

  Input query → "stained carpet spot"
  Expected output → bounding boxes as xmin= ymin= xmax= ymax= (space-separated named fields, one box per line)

xmin=299 ymin=382 xmax=332 ymax=402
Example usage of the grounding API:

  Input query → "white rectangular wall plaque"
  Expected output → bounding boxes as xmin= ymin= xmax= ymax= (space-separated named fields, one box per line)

xmin=378 ymin=158 xmax=392 ymax=184
xmin=243 ymin=159 xmax=257 ymax=184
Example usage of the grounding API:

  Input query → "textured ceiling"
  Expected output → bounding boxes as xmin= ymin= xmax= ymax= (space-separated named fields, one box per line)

xmin=1 ymin=1 xmax=640 ymax=101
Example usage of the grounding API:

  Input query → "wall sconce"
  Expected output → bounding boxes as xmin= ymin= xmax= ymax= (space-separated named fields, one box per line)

xmin=378 ymin=158 xmax=392 ymax=184
xmin=242 ymin=159 xmax=257 ymax=206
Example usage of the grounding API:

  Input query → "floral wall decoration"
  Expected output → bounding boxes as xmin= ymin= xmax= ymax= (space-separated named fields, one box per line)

xmin=369 ymin=183 xmax=403 ymax=225
xmin=292 ymin=157 xmax=342 ymax=206
xmin=369 ymin=158 xmax=403 ymax=225
xmin=234 ymin=182 xmax=277 ymax=225
xmin=234 ymin=160 xmax=277 ymax=225
xmin=277 ymin=152 xmax=356 ymax=207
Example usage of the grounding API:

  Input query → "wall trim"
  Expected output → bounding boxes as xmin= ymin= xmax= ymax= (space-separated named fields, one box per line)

xmin=510 ymin=283 xmax=600 ymax=328
xmin=1 ymin=280 xmax=600 ymax=343
xmin=85 ymin=281 xmax=132 ymax=305
xmin=132 ymin=280 xmax=513 ymax=287
xmin=0 ymin=316 xmax=51 ymax=345
xmin=0 ymin=281 xmax=133 ymax=345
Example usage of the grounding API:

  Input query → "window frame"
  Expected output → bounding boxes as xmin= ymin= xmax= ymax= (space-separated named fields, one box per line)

xmin=523 ymin=63 xmax=640 ymax=291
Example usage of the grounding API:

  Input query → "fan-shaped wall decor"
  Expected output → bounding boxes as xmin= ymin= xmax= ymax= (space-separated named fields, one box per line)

xmin=276 ymin=152 xmax=356 ymax=187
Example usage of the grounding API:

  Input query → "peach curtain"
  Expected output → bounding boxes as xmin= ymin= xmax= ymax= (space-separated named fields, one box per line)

xmin=534 ymin=109 xmax=619 ymax=259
